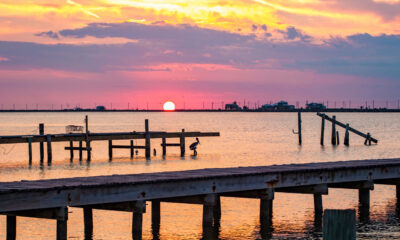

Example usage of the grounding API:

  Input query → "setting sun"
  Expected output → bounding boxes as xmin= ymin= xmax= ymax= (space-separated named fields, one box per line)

xmin=163 ymin=101 xmax=176 ymax=111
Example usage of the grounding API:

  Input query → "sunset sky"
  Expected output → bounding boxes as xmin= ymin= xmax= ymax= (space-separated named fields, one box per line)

xmin=0 ymin=0 xmax=400 ymax=109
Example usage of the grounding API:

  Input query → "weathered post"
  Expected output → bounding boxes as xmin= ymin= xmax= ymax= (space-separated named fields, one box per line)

xmin=344 ymin=124 xmax=350 ymax=146
xmin=85 ymin=115 xmax=91 ymax=161
xmin=130 ymin=140 xmax=134 ymax=158
xmin=7 ymin=215 xmax=16 ymax=240
xmin=320 ymin=115 xmax=325 ymax=145
xmin=180 ymin=129 xmax=185 ymax=157
xmin=336 ymin=131 xmax=340 ymax=145
xmin=108 ymin=140 xmax=113 ymax=160
xmin=260 ymin=189 xmax=274 ymax=240
xmin=79 ymin=141 xmax=83 ymax=161
xmin=202 ymin=194 xmax=217 ymax=240
xmin=39 ymin=123 xmax=44 ymax=164
xmin=314 ymin=194 xmax=323 ymax=216
xmin=132 ymin=200 xmax=146 ymax=240
xmin=145 ymin=119 xmax=150 ymax=159
xmin=69 ymin=141 xmax=74 ymax=161
xmin=359 ymin=187 xmax=370 ymax=222
xmin=28 ymin=137 xmax=32 ymax=165
xmin=83 ymin=207 xmax=93 ymax=239
xmin=298 ymin=111 xmax=302 ymax=145
xmin=152 ymin=200 xmax=161 ymax=237
xmin=47 ymin=135 xmax=52 ymax=165
xmin=323 ymin=209 xmax=356 ymax=240
xmin=331 ymin=116 xmax=336 ymax=145
xmin=162 ymin=137 xmax=166 ymax=156
xmin=56 ymin=207 xmax=68 ymax=240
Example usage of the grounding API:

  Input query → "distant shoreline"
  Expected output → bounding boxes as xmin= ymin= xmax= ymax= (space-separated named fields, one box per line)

xmin=1 ymin=109 xmax=400 ymax=113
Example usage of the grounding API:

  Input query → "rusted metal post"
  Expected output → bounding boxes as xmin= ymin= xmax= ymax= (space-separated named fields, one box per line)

xmin=39 ymin=123 xmax=44 ymax=165
xmin=180 ymin=129 xmax=185 ymax=157
xmin=47 ymin=135 xmax=52 ymax=165
xmin=145 ymin=119 xmax=150 ymax=159
xmin=331 ymin=115 xmax=336 ymax=145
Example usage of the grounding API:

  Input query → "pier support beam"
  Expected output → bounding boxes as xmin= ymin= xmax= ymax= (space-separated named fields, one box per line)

xmin=47 ymin=135 xmax=52 ymax=165
xmin=320 ymin=115 xmax=325 ymax=145
xmin=39 ymin=123 xmax=44 ymax=165
xmin=331 ymin=115 xmax=336 ymax=145
xmin=132 ymin=200 xmax=146 ymax=240
xmin=7 ymin=215 xmax=16 ymax=240
xmin=145 ymin=119 xmax=150 ymax=159
xmin=28 ymin=138 xmax=32 ymax=165
xmin=151 ymin=200 xmax=160 ymax=238
xmin=83 ymin=207 xmax=93 ymax=239
xmin=180 ymin=129 xmax=185 ymax=157
xmin=162 ymin=138 xmax=166 ymax=156
xmin=314 ymin=193 xmax=323 ymax=216
xmin=108 ymin=140 xmax=113 ymax=160
xmin=79 ymin=141 xmax=83 ymax=161
xmin=69 ymin=141 xmax=74 ymax=161
xmin=297 ymin=111 xmax=302 ymax=145
xmin=130 ymin=140 xmax=134 ymax=158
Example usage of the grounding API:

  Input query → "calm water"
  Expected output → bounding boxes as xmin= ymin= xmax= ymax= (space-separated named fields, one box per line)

xmin=0 ymin=112 xmax=400 ymax=239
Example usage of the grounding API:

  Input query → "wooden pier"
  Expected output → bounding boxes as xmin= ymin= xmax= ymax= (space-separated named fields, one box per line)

xmin=0 ymin=118 xmax=220 ymax=164
xmin=1 ymin=158 xmax=400 ymax=239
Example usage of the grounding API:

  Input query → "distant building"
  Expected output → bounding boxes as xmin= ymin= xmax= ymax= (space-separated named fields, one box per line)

xmin=261 ymin=104 xmax=275 ymax=110
xmin=275 ymin=101 xmax=295 ymax=110
xmin=96 ymin=105 xmax=106 ymax=111
xmin=306 ymin=102 xmax=326 ymax=110
xmin=225 ymin=101 xmax=242 ymax=111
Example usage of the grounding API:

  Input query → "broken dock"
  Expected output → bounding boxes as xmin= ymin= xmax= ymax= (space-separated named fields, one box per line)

xmin=1 ymin=158 xmax=400 ymax=239
xmin=0 ymin=118 xmax=220 ymax=165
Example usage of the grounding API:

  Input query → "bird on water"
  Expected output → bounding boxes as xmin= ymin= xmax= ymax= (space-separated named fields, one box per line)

xmin=190 ymin=137 xmax=200 ymax=156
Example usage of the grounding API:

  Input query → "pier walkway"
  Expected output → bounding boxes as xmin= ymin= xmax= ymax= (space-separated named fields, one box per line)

xmin=2 ymin=158 xmax=400 ymax=239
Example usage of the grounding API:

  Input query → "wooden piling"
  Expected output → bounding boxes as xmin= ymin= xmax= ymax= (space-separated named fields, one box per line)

xmin=132 ymin=200 xmax=145 ymax=240
xmin=314 ymin=194 xmax=323 ymax=215
xmin=260 ymin=189 xmax=274 ymax=226
xmin=7 ymin=215 xmax=16 ymax=240
xmin=162 ymin=138 xmax=166 ymax=156
xmin=344 ymin=124 xmax=350 ymax=146
xmin=331 ymin=116 xmax=336 ymax=145
xmin=180 ymin=129 xmax=185 ymax=157
xmin=79 ymin=141 xmax=83 ymax=161
xmin=202 ymin=194 xmax=216 ymax=230
xmin=57 ymin=219 xmax=67 ymax=240
xmin=145 ymin=119 xmax=150 ymax=159
xmin=320 ymin=115 xmax=325 ymax=145
xmin=359 ymin=188 xmax=370 ymax=207
xmin=47 ymin=135 xmax=52 ymax=165
xmin=83 ymin=207 xmax=93 ymax=239
xmin=298 ymin=111 xmax=302 ymax=145
xmin=336 ymin=131 xmax=340 ymax=145
xmin=85 ymin=116 xmax=91 ymax=161
xmin=39 ymin=123 xmax=44 ymax=164
xmin=108 ymin=140 xmax=113 ymax=160
xmin=151 ymin=200 xmax=160 ymax=238
xmin=28 ymin=138 xmax=32 ymax=165
xmin=69 ymin=141 xmax=74 ymax=161
xmin=323 ymin=209 xmax=356 ymax=240
xmin=130 ymin=140 xmax=134 ymax=158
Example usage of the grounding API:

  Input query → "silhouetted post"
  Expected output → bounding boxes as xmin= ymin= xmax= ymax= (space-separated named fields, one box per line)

xmin=162 ymin=138 xmax=166 ymax=156
xmin=331 ymin=116 xmax=336 ymax=145
xmin=83 ymin=207 xmax=93 ymax=239
xmin=344 ymin=124 xmax=350 ymax=146
xmin=298 ymin=111 xmax=302 ymax=145
xmin=69 ymin=141 xmax=74 ymax=161
xmin=145 ymin=119 xmax=150 ymax=159
xmin=39 ymin=123 xmax=44 ymax=164
xmin=314 ymin=193 xmax=323 ymax=216
xmin=320 ymin=115 xmax=325 ymax=145
xmin=130 ymin=140 xmax=134 ymax=158
xmin=180 ymin=129 xmax=185 ymax=157
xmin=7 ymin=215 xmax=16 ymax=240
xmin=85 ymin=116 xmax=91 ymax=161
xmin=108 ymin=140 xmax=113 ymax=160
xmin=364 ymin=133 xmax=371 ymax=145
xmin=57 ymin=207 xmax=68 ymax=240
xmin=260 ymin=189 xmax=274 ymax=239
xmin=152 ymin=200 xmax=160 ymax=237
xmin=336 ymin=131 xmax=340 ymax=145
xmin=132 ymin=200 xmax=146 ymax=240
xmin=79 ymin=141 xmax=83 ymax=161
xmin=202 ymin=194 xmax=217 ymax=240
xmin=47 ymin=135 xmax=52 ymax=165
xmin=28 ymin=138 xmax=32 ymax=165
xmin=323 ymin=209 xmax=355 ymax=240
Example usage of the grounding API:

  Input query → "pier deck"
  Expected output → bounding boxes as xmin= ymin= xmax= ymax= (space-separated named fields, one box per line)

xmin=1 ymin=158 xmax=400 ymax=239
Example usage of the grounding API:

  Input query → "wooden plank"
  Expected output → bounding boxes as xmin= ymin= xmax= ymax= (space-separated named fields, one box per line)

xmin=317 ymin=113 xmax=378 ymax=143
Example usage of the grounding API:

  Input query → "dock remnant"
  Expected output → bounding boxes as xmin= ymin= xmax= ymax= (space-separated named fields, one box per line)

xmin=317 ymin=113 xmax=377 ymax=145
